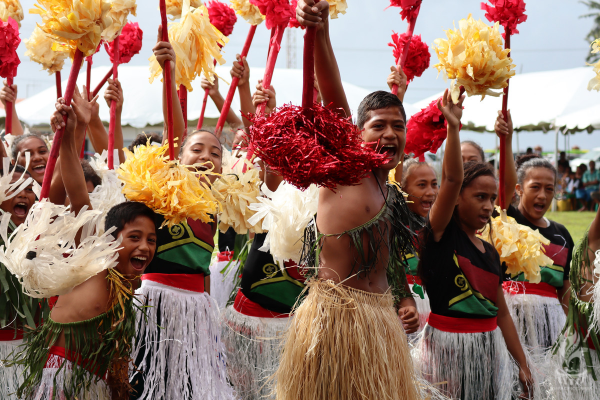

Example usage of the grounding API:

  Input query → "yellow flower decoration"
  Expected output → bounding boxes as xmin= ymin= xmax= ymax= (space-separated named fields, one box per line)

xmin=588 ymin=39 xmax=600 ymax=92
xmin=230 ymin=0 xmax=264 ymax=25
xmin=29 ymin=0 xmax=111 ymax=59
xmin=479 ymin=207 xmax=551 ymax=284
xmin=102 ymin=0 xmax=137 ymax=42
xmin=25 ymin=26 xmax=69 ymax=74
xmin=0 ymin=0 xmax=23 ymax=27
xmin=326 ymin=0 xmax=347 ymax=19
xmin=149 ymin=0 xmax=227 ymax=91
xmin=211 ymin=155 xmax=263 ymax=235
xmin=433 ymin=13 xmax=515 ymax=103
xmin=118 ymin=141 xmax=220 ymax=228
xmin=166 ymin=0 xmax=201 ymax=19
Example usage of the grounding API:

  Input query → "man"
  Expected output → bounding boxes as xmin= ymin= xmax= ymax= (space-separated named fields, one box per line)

xmin=583 ymin=160 xmax=600 ymax=210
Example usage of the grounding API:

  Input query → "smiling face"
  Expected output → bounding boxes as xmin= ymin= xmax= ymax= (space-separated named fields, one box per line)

xmin=456 ymin=175 xmax=497 ymax=233
xmin=179 ymin=131 xmax=223 ymax=184
xmin=404 ymin=164 xmax=438 ymax=217
xmin=361 ymin=107 xmax=406 ymax=170
xmin=16 ymin=137 xmax=49 ymax=185
xmin=0 ymin=172 xmax=35 ymax=226
xmin=517 ymin=167 xmax=555 ymax=223
xmin=114 ymin=215 xmax=157 ymax=277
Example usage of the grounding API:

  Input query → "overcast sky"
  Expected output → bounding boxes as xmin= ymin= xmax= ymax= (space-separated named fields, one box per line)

xmin=14 ymin=0 xmax=600 ymax=151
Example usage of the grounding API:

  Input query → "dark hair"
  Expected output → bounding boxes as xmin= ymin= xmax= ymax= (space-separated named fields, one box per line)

xmin=0 ymin=163 xmax=27 ymax=177
xmin=517 ymin=158 xmax=557 ymax=186
xmin=356 ymin=91 xmax=406 ymax=130
xmin=181 ymin=128 xmax=222 ymax=153
xmin=11 ymin=133 xmax=48 ymax=161
xmin=104 ymin=202 xmax=157 ymax=238
xmin=460 ymin=161 xmax=497 ymax=193
xmin=401 ymin=157 xmax=436 ymax=188
xmin=515 ymin=153 xmax=540 ymax=171
xmin=128 ymin=132 xmax=163 ymax=152
xmin=460 ymin=140 xmax=485 ymax=162
xmin=80 ymin=159 xmax=102 ymax=188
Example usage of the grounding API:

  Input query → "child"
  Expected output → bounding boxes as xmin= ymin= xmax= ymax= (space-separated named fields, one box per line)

xmin=130 ymin=32 xmax=232 ymax=400
xmin=11 ymin=133 xmax=48 ymax=185
xmin=275 ymin=2 xmax=422 ymax=399
xmin=497 ymin=112 xmax=574 ymax=352
xmin=416 ymin=91 xmax=533 ymax=400
xmin=461 ymin=140 xmax=485 ymax=163
xmin=13 ymin=98 xmax=158 ymax=400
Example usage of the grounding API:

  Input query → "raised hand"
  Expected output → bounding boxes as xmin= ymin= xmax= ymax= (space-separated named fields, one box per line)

xmin=104 ymin=78 xmax=124 ymax=110
xmin=252 ymin=80 xmax=277 ymax=115
xmin=153 ymin=26 xmax=176 ymax=72
xmin=387 ymin=66 xmax=407 ymax=101
xmin=437 ymin=88 xmax=464 ymax=128
xmin=495 ymin=110 xmax=513 ymax=138
xmin=296 ymin=0 xmax=330 ymax=30
xmin=231 ymin=54 xmax=250 ymax=87
xmin=0 ymin=80 xmax=16 ymax=107
xmin=200 ymin=76 xmax=219 ymax=97
xmin=70 ymin=86 xmax=99 ymax=127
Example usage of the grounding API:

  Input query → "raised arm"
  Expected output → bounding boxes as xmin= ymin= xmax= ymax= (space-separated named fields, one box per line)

xmin=296 ymin=0 xmax=350 ymax=117
xmin=387 ymin=66 xmax=408 ymax=103
xmin=0 ymin=81 xmax=24 ymax=136
xmin=252 ymin=81 xmax=276 ymax=116
xmin=104 ymin=78 xmax=125 ymax=164
xmin=231 ymin=55 xmax=254 ymax=129
xmin=495 ymin=110 xmax=516 ymax=208
xmin=428 ymin=89 xmax=464 ymax=241
xmin=200 ymin=76 xmax=243 ymax=130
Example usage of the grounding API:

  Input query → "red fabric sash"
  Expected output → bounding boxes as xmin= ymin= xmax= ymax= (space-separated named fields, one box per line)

xmin=142 ymin=273 xmax=205 ymax=293
xmin=0 ymin=329 xmax=23 ymax=341
xmin=217 ymin=251 xmax=234 ymax=262
xmin=428 ymin=312 xmax=497 ymax=333
xmin=503 ymin=281 xmax=558 ymax=299
xmin=45 ymin=346 xmax=107 ymax=379
xmin=233 ymin=289 xmax=289 ymax=319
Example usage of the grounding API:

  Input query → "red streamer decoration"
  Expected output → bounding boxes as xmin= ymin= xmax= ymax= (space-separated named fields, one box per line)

xmin=105 ymin=22 xmax=143 ymax=64
xmin=405 ymin=99 xmax=449 ymax=161
xmin=389 ymin=0 xmax=422 ymax=22
xmin=389 ymin=32 xmax=430 ymax=84
xmin=481 ymin=0 xmax=527 ymax=39
xmin=0 ymin=17 xmax=21 ymax=135
xmin=388 ymin=0 xmax=422 ymax=95
xmin=249 ymin=0 xmax=294 ymax=29
xmin=207 ymin=1 xmax=237 ymax=36
xmin=160 ymin=0 xmax=176 ymax=160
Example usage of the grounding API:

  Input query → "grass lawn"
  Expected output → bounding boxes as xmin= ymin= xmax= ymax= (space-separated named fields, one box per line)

xmin=546 ymin=211 xmax=596 ymax=245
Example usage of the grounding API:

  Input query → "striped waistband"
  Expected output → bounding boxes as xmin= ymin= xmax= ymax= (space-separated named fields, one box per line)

xmin=428 ymin=313 xmax=497 ymax=333
xmin=45 ymin=346 xmax=107 ymax=380
xmin=142 ymin=273 xmax=205 ymax=293
xmin=234 ymin=289 xmax=290 ymax=319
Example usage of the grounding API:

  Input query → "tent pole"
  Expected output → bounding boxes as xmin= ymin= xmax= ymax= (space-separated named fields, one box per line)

xmin=553 ymin=126 xmax=559 ymax=211
xmin=516 ymin=131 xmax=519 ymax=156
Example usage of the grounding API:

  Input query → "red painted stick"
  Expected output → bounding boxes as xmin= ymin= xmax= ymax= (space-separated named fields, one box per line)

xmin=92 ymin=69 xmax=114 ymax=98
xmin=392 ymin=5 xmax=420 ymax=95
xmin=214 ymin=24 xmax=257 ymax=138
xmin=40 ymin=50 xmax=85 ymax=200
xmin=108 ymin=36 xmax=120 ymax=170
xmin=499 ymin=28 xmax=511 ymax=210
xmin=197 ymin=59 xmax=218 ymax=130
xmin=55 ymin=71 xmax=62 ymax=99
xmin=256 ymin=25 xmax=286 ymax=116
xmin=179 ymin=84 xmax=187 ymax=132
xmin=5 ymin=76 xmax=13 ymax=135
xmin=302 ymin=27 xmax=317 ymax=110
xmin=160 ymin=0 xmax=175 ymax=160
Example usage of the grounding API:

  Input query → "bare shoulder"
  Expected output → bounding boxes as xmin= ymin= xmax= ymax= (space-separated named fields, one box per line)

xmin=51 ymin=270 xmax=111 ymax=323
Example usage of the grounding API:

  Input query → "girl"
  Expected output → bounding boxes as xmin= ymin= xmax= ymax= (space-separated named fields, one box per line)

xmin=417 ymin=90 xmax=533 ymax=400
xmin=461 ymin=140 xmax=485 ymax=163
xmin=11 ymin=133 xmax=48 ymax=186
xmin=497 ymin=112 xmax=574 ymax=352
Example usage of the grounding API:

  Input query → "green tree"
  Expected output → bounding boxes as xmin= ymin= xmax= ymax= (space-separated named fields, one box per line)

xmin=581 ymin=1 xmax=600 ymax=62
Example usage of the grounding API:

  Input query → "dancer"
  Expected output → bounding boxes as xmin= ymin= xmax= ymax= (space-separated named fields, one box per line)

xmin=498 ymin=111 xmax=574 ymax=351
xmin=11 ymin=133 xmax=48 ymax=185
xmin=275 ymin=2 xmax=422 ymax=399
xmin=461 ymin=140 xmax=485 ymax=163
xmin=416 ymin=90 xmax=533 ymax=400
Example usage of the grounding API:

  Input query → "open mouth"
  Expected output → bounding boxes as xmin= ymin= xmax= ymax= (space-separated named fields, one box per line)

xmin=478 ymin=215 xmax=491 ymax=224
xmin=420 ymin=200 xmax=433 ymax=210
xmin=130 ymin=256 xmax=148 ymax=271
xmin=378 ymin=145 xmax=397 ymax=160
xmin=533 ymin=203 xmax=545 ymax=213
xmin=32 ymin=164 xmax=46 ymax=175
xmin=13 ymin=202 xmax=28 ymax=217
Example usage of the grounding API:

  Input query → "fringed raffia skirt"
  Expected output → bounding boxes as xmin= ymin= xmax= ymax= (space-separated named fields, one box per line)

xmin=275 ymin=279 xmax=421 ymax=400
xmin=0 ymin=339 xmax=23 ymax=399
xmin=29 ymin=352 xmax=111 ymax=400
xmin=408 ymin=282 xmax=430 ymax=336
xmin=209 ymin=251 xmax=239 ymax=310
xmin=221 ymin=303 xmax=291 ymax=400
xmin=130 ymin=277 xmax=233 ymax=400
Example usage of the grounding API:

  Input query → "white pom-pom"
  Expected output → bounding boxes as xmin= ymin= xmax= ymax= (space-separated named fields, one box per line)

xmin=248 ymin=182 xmax=319 ymax=266
xmin=88 ymin=151 xmax=126 ymax=224
xmin=0 ymin=153 xmax=34 ymax=204
xmin=592 ymin=250 xmax=600 ymax=330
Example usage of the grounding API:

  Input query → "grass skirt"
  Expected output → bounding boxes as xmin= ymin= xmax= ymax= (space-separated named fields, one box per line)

xmin=130 ymin=280 xmax=233 ymax=400
xmin=415 ymin=324 xmax=518 ymax=400
xmin=504 ymin=291 xmax=566 ymax=351
xmin=275 ymin=279 xmax=421 ymax=400
xmin=221 ymin=305 xmax=290 ymax=400
xmin=28 ymin=353 xmax=111 ymax=400
xmin=209 ymin=258 xmax=239 ymax=310
xmin=0 ymin=339 xmax=23 ymax=399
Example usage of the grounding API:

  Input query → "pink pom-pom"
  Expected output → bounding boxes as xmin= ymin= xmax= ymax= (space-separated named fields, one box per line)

xmin=0 ymin=17 xmax=20 ymax=79
xmin=105 ymin=22 xmax=143 ymax=64
xmin=389 ymin=32 xmax=430 ymax=83
xmin=389 ymin=0 xmax=421 ymax=22
xmin=250 ymin=0 xmax=294 ymax=30
xmin=404 ymin=99 xmax=448 ymax=160
xmin=207 ymin=0 xmax=237 ymax=37
xmin=248 ymin=103 xmax=387 ymax=190
xmin=288 ymin=0 xmax=302 ymax=28
xmin=481 ymin=0 xmax=527 ymax=37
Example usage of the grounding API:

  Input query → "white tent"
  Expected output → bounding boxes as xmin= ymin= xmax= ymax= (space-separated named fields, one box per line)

xmin=413 ymin=67 xmax=600 ymax=132
xmin=15 ymin=65 xmax=417 ymax=128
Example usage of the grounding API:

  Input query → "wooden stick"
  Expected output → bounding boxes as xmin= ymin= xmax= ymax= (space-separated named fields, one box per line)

xmin=55 ymin=71 xmax=62 ymax=99
xmin=256 ymin=25 xmax=286 ymax=116
xmin=197 ymin=58 xmax=218 ymax=130
xmin=179 ymin=84 xmax=188 ymax=134
xmin=5 ymin=76 xmax=13 ymax=135
xmin=92 ymin=69 xmax=114 ymax=98
xmin=392 ymin=5 xmax=420 ymax=96
xmin=160 ymin=0 xmax=175 ymax=160
xmin=499 ymin=28 xmax=511 ymax=210
xmin=108 ymin=36 xmax=120 ymax=170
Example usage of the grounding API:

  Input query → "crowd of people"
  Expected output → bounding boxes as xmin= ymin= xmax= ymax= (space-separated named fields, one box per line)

xmin=0 ymin=1 xmax=596 ymax=400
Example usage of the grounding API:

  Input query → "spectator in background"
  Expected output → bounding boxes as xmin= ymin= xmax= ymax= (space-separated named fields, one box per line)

xmin=526 ymin=147 xmax=533 ymax=155
xmin=127 ymin=132 xmax=163 ymax=153
xmin=557 ymin=151 xmax=570 ymax=171
xmin=576 ymin=164 xmax=589 ymax=211
xmin=583 ymin=160 xmax=600 ymax=210
xmin=564 ymin=167 xmax=577 ymax=210
xmin=534 ymin=145 xmax=542 ymax=155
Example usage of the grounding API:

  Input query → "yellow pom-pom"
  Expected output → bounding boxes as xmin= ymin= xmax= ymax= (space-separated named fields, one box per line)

xmin=480 ymin=208 xmax=551 ymax=284
xmin=211 ymin=153 xmax=263 ymax=235
xmin=118 ymin=141 xmax=220 ymax=228
xmin=166 ymin=0 xmax=201 ymax=19
xmin=102 ymin=0 xmax=137 ymax=42
xmin=149 ymin=2 xmax=228 ymax=91
xmin=326 ymin=0 xmax=347 ymax=19
xmin=25 ymin=26 xmax=69 ymax=74
xmin=433 ymin=13 xmax=515 ymax=104
xmin=0 ymin=0 xmax=23 ymax=26
xmin=29 ymin=0 xmax=113 ymax=59
xmin=230 ymin=0 xmax=264 ymax=25
xmin=588 ymin=39 xmax=600 ymax=92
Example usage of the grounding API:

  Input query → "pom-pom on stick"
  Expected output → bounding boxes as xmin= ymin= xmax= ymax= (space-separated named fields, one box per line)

xmin=389 ymin=32 xmax=429 ymax=84
xmin=0 ymin=0 xmax=23 ymax=27
xmin=387 ymin=0 xmax=421 ymax=95
xmin=159 ymin=0 xmax=175 ymax=160
xmin=249 ymin=0 xmax=294 ymax=30
xmin=107 ymin=36 xmax=119 ymax=170
xmin=24 ymin=26 xmax=68 ymax=76
xmin=388 ymin=0 xmax=421 ymax=22
xmin=231 ymin=0 xmax=264 ymax=25
xmin=105 ymin=21 xmax=143 ymax=64
xmin=405 ymin=98 xmax=448 ymax=161
xmin=0 ymin=17 xmax=21 ymax=135
xmin=166 ymin=0 xmax=201 ymax=18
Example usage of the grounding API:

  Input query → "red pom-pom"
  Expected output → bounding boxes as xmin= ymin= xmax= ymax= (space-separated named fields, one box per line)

xmin=250 ymin=0 xmax=294 ymax=30
xmin=0 ymin=17 xmax=20 ymax=79
xmin=288 ymin=0 xmax=304 ymax=29
xmin=207 ymin=0 xmax=237 ymax=37
xmin=389 ymin=32 xmax=430 ymax=83
xmin=248 ymin=103 xmax=387 ymax=190
xmin=105 ymin=22 xmax=143 ymax=64
xmin=404 ymin=99 xmax=448 ymax=160
xmin=481 ymin=0 xmax=527 ymax=38
xmin=389 ymin=0 xmax=421 ymax=21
